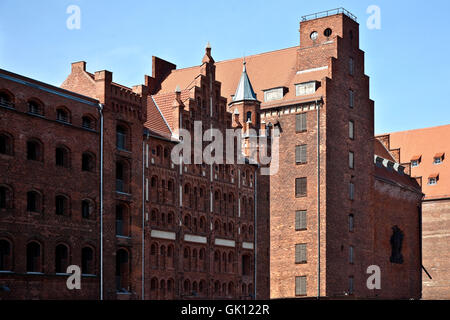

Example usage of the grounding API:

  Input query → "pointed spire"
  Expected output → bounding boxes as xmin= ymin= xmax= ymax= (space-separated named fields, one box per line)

xmin=231 ymin=59 xmax=257 ymax=103
xmin=203 ymin=41 xmax=214 ymax=64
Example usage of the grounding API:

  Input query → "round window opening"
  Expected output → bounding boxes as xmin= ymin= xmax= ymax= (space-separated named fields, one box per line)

xmin=324 ymin=28 xmax=332 ymax=37
xmin=310 ymin=31 xmax=318 ymax=41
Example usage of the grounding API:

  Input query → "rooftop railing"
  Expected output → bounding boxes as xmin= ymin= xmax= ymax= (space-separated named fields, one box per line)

xmin=301 ymin=8 xmax=357 ymax=22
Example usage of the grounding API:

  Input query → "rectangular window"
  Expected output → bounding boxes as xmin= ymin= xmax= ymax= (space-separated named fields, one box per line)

xmin=295 ymin=244 xmax=307 ymax=263
xmin=434 ymin=157 xmax=442 ymax=164
xmin=429 ymin=178 xmax=437 ymax=185
xmin=349 ymin=276 xmax=354 ymax=295
xmin=296 ymin=113 xmax=307 ymax=132
xmin=296 ymin=145 xmax=307 ymax=164
xmin=411 ymin=160 xmax=419 ymax=167
xmin=295 ymin=276 xmax=307 ymax=296
xmin=349 ymin=151 xmax=354 ymax=169
xmin=349 ymin=58 xmax=354 ymax=75
xmin=349 ymin=90 xmax=354 ymax=108
xmin=349 ymin=214 xmax=354 ymax=232
xmin=349 ymin=182 xmax=354 ymax=200
xmin=264 ymin=87 xmax=284 ymax=102
xmin=296 ymin=82 xmax=316 ymax=96
xmin=349 ymin=246 xmax=354 ymax=264
xmin=295 ymin=178 xmax=307 ymax=197
xmin=295 ymin=210 xmax=307 ymax=231
xmin=349 ymin=120 xmax=354 ymax=140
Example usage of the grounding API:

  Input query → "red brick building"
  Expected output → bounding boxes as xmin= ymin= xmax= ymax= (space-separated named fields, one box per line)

xmin=377 ymin=124 xmax=450 ymax=299
xmin=159 ymin=9 xmax=423 ymax=299
xmin=0 ymin=8 xmax=424 ymax=300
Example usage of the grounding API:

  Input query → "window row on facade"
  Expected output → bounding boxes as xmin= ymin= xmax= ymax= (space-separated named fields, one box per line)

xmin=0 ymin=133 xmax=97 ymax=172
xmin=0 ymin=239 xmax=95 ymax=275
xmin=0 ymin=186 xmax=95 ymax=219
xmin=0 ymin=90 xmax=97 ymax=130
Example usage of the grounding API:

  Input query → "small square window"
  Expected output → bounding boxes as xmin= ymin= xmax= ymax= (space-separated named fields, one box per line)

xmin=434 ymin=157 xmax=442 ymax=164
xmin=411 ymin=160 xmax=419 ymax=167
xmin=429 ymin=178 xmax=437 ymax=185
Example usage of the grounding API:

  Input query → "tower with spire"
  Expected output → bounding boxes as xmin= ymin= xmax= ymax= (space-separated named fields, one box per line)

xmin=228 ymin=60 xmax=261 ymax=159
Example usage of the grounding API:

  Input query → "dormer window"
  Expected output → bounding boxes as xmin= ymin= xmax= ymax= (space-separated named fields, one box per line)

xmin=428 ymin=174 xmax=439 ymax=185
xmin=263 ymin=87 xmax=284 ymax=102
xmin=411 ymin=155 xmax=421 ymax=167
xmin=434 ymin=153 xmax=444 ymax=164
xmin=296 ymin=81 xmax=317 ymax=96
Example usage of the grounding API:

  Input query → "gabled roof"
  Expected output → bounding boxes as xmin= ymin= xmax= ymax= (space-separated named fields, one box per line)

xmin=158 ymin=46 xmax=327 ymax=108
xmin=144 ymin=96 xmax=172 ymax=139
xmin=231 ymin=61 xmax=257 ymax=103
xmin=147 ymin=90 xmax=190 ymax=133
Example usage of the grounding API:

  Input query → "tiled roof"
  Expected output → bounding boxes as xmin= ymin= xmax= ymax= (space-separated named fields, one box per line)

xmin=374 ymin=139 xmax=396 ymax=161
xmin=384 ymin=124 xmax=450 ymax=199
xmin=144 ymin=96 xmax=172 ymax=138
xmin=158 ymin=46 xmax=328 ymax=108
xmin=148 ymin=90 xmax=190 ymax=133
xmin=373 ymin=155 xmax=422 ymax=193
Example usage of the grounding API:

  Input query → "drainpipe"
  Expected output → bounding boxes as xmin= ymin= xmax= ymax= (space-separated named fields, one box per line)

xmin=97 ymin=103 xmax=104 ymax=300
xmin=142 ymin=136 xmax=148 ymax=299
xmin=316 ymin=100 xmax=320 ymax=299
xmin=253 ymin=170 xmax=258 ymax=300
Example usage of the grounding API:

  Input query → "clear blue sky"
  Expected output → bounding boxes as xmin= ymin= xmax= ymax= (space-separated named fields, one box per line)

xmin=0 ymin=0 xmax=449 ymax=134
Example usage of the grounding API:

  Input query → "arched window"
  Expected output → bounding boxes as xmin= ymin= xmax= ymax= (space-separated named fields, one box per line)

xmin=184 ymin=279 xmax=191 ymax=295
xmin=82 ymin=152 xmax=95 ymax=172
xmin=26 ymin=241 xmax=41 ymax=272
xmin=242 ymin=283 xmax=247 ymax=296
xmin=0 ymin=239 xmax=12 ymax=271
xmin=156 ymin=145 xmax=162 ymax=158
xmin=116 ymin=160 xmax=129 ymax=193
xmin=0 ymin=185 xmax=13 ymax=209
xmin=249 ymin=225 xmax=254 ymax=238
xmin=55 ymin=244 xmax=69 ymax=273
xmin=116 ymin=204 xmax=129 ymax=237
xmin=82 ymin=246 xmax=94 ymax=274
xmin=242 ymin=254 xmax=251 ymax=276
xmin=228 ymin=282 xmax=234 ymax=296
xmin=192 ymin=281 xmax=198 ymax=294
xmin=55 ymin=146 xmax=70 ymax=168
xmin=56 ymin=107 xmax=70 ymax=123
xmin=28 ymin=99 xmax=43 ymax=116
xmin=0 ymin=132 xmax=13 ymax=155
xmin=228 ymin=252 xmax=234 ymax=272
xmin=27 ymin=191 xmax=42 ymax=213
xmin=0 ymin=91 xmax=14 ymax=108
xmin=199 ymin=216 xmax=206 ymax=232
xmin=116 ymin=249 xmax=130 ymax=292
xmin=228 ymin=222 xmax=234 ymax=234
xmin=27 ymin=139 xmax=43 ymax=161
xmin=82 ymin=199 xmax=94 ymax=220
xmin=246 ymin=111 xmax=252 ymax=123
xmin=184 ymin=215 xmax=191 ymax=228
xmin=82 ymin=115 xmax=96 ymax=130
xmin=150 ymin=277 xmax=158 ymax=290
xmin=55 ymin=194 xmax=69 ymax=216
xmin=150 ymin=209 xmax=158 ymax=224
xmin=116 ymin=125 xmax=129 ymax=151
xmin=168 ymin=212 xmax=174 ymax=226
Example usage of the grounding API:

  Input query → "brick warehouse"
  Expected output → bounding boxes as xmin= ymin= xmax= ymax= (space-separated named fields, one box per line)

xmin=376 ymin=125 xmax=450 ymax=300
xmin=0 ymin=8 xmax=424 ymax=300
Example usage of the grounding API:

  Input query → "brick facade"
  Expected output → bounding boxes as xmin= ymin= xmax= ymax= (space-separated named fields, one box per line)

xmin=0 ymin=8 xmax=424 ymax=300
